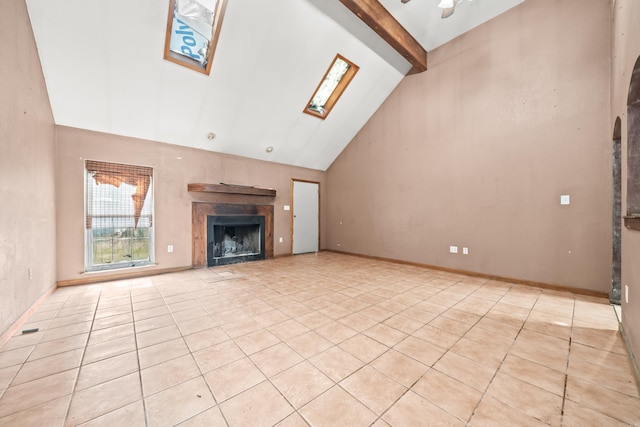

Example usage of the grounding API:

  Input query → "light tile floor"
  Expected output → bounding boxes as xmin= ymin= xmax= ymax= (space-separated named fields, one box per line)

xmin=1 ymin=252 xmax=639 ymax=426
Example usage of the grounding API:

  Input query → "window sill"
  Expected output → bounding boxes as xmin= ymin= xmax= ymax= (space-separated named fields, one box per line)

xmin=624 ymin=216 xmax=640 ymax=231
xmin=83 ymin=263 xmax=157 ymax=275
xmin=58 ymin=265 xmax=192 ymax=287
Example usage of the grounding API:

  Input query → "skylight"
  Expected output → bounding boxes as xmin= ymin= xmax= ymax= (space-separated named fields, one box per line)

xmin=304 ymin=54 xmax=359 ymax=120
xmin=164 ymin=0 xmax=227 ymax=75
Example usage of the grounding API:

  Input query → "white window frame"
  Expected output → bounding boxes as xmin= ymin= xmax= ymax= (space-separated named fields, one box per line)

xmin=84 ymin=161 xmax=155 ymax=272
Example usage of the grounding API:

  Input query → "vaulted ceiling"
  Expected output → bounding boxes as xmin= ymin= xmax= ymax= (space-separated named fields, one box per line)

xmin=25 ymin=0 xmax=524 ymax=170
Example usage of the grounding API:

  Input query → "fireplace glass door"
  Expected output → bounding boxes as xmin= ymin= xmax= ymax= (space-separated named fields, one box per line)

xmin=207 ymin=215 xmax=265 ymax=266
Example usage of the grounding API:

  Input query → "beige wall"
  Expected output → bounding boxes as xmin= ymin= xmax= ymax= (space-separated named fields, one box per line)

xmin=0 ymin=1 xmax=57 ymax=336
xmin=326 ymin=0 xmax=612 ymax=293
xmin=55 ymin=126 xmax=326 ymax=282
xmin=8 ymin=0 xmax=638 ymax=372
xmin=612 ymin=0 xmax=640 ymax=370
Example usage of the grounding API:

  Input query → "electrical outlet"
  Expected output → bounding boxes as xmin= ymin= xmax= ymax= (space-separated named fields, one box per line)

xmin=626 ymin=285 xmax=629 ymax=304
xmin=560 ymin=195 xmax=570 ymax=205
xmin=279 ymin=237 xmax=283 ymax=243
xmin=450 ymin=246 xmax=458 ymax=254
xmin=284 ymin=205 xmax=290 ymax=211
xmin=462 ymin=247 xmax=469 ymax=255
xmin=167 ymin=245 xmax=174 ymax=253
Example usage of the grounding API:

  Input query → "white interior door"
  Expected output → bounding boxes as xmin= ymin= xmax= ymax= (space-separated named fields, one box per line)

xmin=292 ymin=180 xmax=319 ymax=254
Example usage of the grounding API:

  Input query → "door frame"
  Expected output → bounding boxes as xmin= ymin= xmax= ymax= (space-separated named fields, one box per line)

xmin=290 ymin=179 xmax=321 ymax=255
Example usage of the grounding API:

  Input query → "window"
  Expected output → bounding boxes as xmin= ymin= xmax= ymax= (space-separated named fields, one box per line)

xmin=304 ymin=54 xmax=359 ymax=120
xmin=85 ymin=161 xmax=154 ymax=271
xmin=163 ymin=0 xmax=227 ymax=75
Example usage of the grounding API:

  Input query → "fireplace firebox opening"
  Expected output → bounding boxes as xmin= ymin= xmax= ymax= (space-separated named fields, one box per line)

xmin=207 ymin=215 xmax=266 ymax=266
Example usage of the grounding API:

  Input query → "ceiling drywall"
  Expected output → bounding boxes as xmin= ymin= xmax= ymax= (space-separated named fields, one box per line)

xmin=25 ymin=0 xmax=524 ymax=171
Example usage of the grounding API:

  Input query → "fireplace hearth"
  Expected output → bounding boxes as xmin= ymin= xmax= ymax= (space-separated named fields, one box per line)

xmin=207 ymin=215 xmax=265 ymax=266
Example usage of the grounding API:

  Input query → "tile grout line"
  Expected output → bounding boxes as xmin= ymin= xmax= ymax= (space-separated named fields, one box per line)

xmin=61 ymin=288 xmax=102 ymax=427
xmin=205 ymin=272 xmax=394 ymax=425
xmin=129 ymin=284 xmax=151 ymax=427
xmin=367 ymin=291 xmax=463 ymax=424
xmin=219 ymin=291 xmax=318 ymax=426
xmin=300 ymin=276 xmax=418 ymax=425
xmin=58 ymin=287 xmax=140 ymax=426
xmin=559 ymin=297 xmax=576 ymax=424
xmin=331 ymin=275 xmax=481 ymax=424
xmin=406 ymin=278 xmax=509 ymax=424
xmin=3 ymin=254 xmax=632 ymax=426
xmin=226 ymin=273 xmax=317 ymax=426
xmin=229 ymin=272 xmax=346 ymax=424
xmin=161 ymin=276 xmax=232 ymax=426
xmin=464 ymin=287 xmax=544 ymax=424
xmin=363 ymin=277 xmax=502 ymax=425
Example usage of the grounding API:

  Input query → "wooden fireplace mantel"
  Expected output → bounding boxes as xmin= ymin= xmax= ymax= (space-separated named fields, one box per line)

xmin=188 ymin=183 xmax=276 ymax=197
xmin=192 ymin=202 xmax=274 ymax=268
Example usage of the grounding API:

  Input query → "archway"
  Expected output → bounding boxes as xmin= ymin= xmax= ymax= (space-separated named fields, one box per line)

xmin=626 ymin=55 xmax=640 ymax=230
xmin=611 ymin=117 xmax=622 ymax=304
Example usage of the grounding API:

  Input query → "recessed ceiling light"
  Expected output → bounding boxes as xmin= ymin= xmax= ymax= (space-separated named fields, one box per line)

xmin=207 ymin=132 xmax=216 ymax=140
xmin=265 ymin=146 xmax=274 ymax=153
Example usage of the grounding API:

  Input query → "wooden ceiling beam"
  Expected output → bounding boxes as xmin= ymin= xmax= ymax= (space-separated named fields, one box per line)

xmin=339 ymin=0 xmax=427 ymax=74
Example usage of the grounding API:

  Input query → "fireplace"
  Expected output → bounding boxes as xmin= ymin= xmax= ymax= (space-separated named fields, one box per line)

xmin=192 ymin=203 xmax=274 ymax=268
xmin=207 ymin=215 xmax=265 ymax=266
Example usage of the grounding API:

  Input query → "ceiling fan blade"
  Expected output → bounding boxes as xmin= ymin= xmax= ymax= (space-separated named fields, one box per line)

xmin=441 ymin=4 xmax=456 ymax=18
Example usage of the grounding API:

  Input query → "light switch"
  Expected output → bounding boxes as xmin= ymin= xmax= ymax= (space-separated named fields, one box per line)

xmin=284 ymin=205 xmax=290 ymax=211
xmin=560 ymin=195 xmax=570 ymax=205
xmin=450 ymin=246 xmax=458 ymax=254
